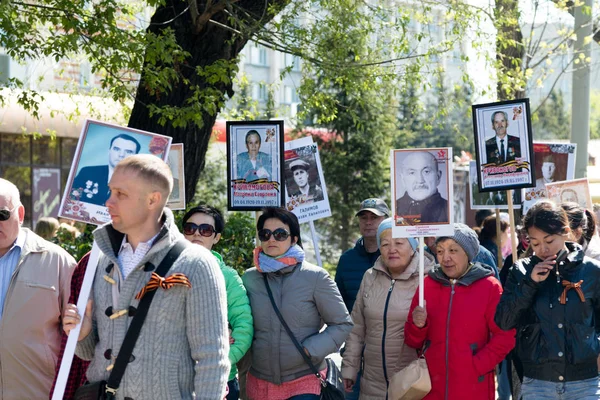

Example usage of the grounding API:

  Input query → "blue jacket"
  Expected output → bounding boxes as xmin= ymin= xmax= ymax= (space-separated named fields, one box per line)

xmin=425 ymin=244 xmax=499 ymax=280
xmin=334 ymin=238 xmax=380 ymax=313
xmin=236 ymin=151 xmax=272 ymax=182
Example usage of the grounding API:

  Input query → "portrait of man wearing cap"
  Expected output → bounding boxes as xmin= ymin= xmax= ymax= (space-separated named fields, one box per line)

xmin=396 ymin=151 xmax=449 ymax=224
xmin=287 ymin=158 xmax=324 ymax=204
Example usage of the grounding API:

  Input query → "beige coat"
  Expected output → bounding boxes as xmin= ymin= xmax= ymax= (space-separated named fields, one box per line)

xmin=0 ymin=229 xmax=75 ymax=400
xmin=341 ymin=251 xmax=435 ymax=400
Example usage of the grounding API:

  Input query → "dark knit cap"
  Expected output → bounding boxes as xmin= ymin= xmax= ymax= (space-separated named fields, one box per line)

xmin=436 ymin=223 xmax=480 ymax=261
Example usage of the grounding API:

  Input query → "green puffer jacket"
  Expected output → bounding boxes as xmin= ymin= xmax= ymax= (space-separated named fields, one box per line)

xmin=212 ymin=251 xmax=254 ymax=381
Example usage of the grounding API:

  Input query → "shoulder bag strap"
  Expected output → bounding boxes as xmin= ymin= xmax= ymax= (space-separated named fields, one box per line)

xmin=262 ymin=274 xmax=324 ymax=383
xmin=105 ymin=240 xmax=188 ymax=397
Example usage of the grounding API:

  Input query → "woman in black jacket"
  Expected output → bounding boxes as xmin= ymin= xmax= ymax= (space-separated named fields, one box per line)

xmin=495 ymin=200 xmax=600 ymax=399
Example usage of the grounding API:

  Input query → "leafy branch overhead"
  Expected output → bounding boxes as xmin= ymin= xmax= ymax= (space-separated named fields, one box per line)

xmin=1 ymin=0 xmax=591 ymax=205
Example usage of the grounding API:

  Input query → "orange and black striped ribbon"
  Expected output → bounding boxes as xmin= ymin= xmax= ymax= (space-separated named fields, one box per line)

xmin=135 ymin=272 xmax=192 ymax=300
xmin=560 ymin=280 xmax=585 ymax=305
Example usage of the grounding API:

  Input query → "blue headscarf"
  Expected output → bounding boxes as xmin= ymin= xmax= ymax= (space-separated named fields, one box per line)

xmin=376 ymin=217 xmax=418 ymax=250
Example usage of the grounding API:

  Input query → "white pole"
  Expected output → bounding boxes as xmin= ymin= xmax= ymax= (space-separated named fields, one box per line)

xmin=52 ymin=242 xmax=101 ymax=400
xmin=571 ymin=0 xmax=593 ymax=179
xmin=419 ymin=236 xmax=425 ymax=307
xmin=309 ymin=220 xmax=323 ymax=268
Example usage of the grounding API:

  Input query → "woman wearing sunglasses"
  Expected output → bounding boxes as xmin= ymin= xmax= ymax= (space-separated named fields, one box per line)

xmin=242 ymin=207 xmax=353 ymax=400
xmin=181 ymin=205 xmax=253 ymax=400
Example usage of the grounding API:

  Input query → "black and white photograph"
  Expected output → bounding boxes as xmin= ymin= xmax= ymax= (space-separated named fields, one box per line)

xmin=469 ymin=161 xmax=522 ymax=210
xmin=58 ymin=119 xmax=172 ymax=225
xmin=283 ymin=137 xmax=331 ymax=223
xmin=226 ymin=120 xmax=284 ymax=210
xmin=391 ymin=147 xmax=454 ymax=237
xmin=166 ymin=143 xmax=186 ymax=210
xmin=472 ymin=99 xmax=535 ymax=192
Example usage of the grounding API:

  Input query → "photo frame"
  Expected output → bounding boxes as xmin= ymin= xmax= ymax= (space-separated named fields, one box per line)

xmin=226 ymin=120 xmax=284 ymax=211
xmin=166 ymin=143 xmax=186 ymax=210
xmin=58 ymin=119 xmax=172 ymax=225
xmin=546 ymin=178 xmax=592 ymax=210
xmin=469 ymin=161 xmax=521 ymax=210
xmin=472 ymin=99 xmax=535 ymax=192
xmin=283 ymin=137 xmax=332 ymax=223
xmin=522 ymin=142 xmax=577 ymax=214
xmin=391 ymin=147 xmax=454 ymax=238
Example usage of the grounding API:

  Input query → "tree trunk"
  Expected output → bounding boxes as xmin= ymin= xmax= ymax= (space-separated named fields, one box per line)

xmin=128 ymin=0 xmax=288 ymax=202
xmin=495 ymin=0 xmax=525 ymax=100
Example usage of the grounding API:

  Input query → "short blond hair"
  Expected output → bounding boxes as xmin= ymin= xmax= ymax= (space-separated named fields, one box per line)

xmin=0 ymin=178 xmax=21 ymax=208
xmin=35 ymin=217 xmax=60 ymax=240
xmin=114 ymin=154 xmax=173 ymax=200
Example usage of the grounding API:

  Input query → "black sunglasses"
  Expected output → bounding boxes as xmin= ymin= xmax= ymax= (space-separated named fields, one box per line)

xmin=183 ymin=223 xmax=216 ymax=237
xmin=0 ymin=207 xmax=15 ymax=222
xmin=258 ymin=228 xmax=291 ymax=242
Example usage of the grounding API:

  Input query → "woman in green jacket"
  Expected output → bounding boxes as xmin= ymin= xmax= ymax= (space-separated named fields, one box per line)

xmin=182 ymin=205 xmax=254 ymax=399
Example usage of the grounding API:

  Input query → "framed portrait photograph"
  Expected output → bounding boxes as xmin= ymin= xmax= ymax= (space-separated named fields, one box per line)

xmin=391 ymin=147 xmax=454 ymax=238
xmin=58 ymin=119 xmax=172 ymax=225
xmin=522 ymin=142 xmax=577 ymax=214
xmin=546 ymin=178 xmax=592 ymax=210
xmin=472 ymin=99 xmax=535 ymax=192
xmin=469 ymin=161 xmax=521 ymax=210
xmin=226 ymin=120 xmax=284 ymax=211
xmin=166 ymin=143 xmax=186 ymax=210
xmin=283 ymin=137 xmax=331 ymax=224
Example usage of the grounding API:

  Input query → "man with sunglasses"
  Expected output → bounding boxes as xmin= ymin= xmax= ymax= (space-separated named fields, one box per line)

xmin=62 ymin=155 xmax=230 ymax=399
xmin=181 ymin=205 xmax=253 ymax=400
xmin=0 ymin=178 xmax=76 ymax=399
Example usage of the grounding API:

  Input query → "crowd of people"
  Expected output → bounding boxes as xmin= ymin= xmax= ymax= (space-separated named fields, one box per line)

xmin=2 ymin=152 xmax=600 ymax=400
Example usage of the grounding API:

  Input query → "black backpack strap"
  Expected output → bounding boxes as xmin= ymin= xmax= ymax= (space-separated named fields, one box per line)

xmin=105 ymin=240 xmax=188 ymax=397
xmin=262 ymin=274 xmax=324 ymax=384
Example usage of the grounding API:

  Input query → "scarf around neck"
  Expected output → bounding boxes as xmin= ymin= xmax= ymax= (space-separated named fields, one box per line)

xmin=254 ymin=244 xmax=305 ymax=273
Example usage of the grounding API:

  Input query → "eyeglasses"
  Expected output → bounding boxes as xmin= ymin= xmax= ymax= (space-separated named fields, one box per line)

xmin=0 ymin=207 xmax=15 ymax=222
xmin=183 ymin=223 xmax=216 ymax=237
xmin=258 ymin=228 xmax=291 ymax=242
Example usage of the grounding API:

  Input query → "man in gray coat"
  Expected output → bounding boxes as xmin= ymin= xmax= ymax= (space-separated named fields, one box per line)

xmin=63 ymin=154 xmax=230 ymax=399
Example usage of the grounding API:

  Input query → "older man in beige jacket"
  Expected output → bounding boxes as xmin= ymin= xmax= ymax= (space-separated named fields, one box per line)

xmin=0 ymin=178 xmax=76 ymax=399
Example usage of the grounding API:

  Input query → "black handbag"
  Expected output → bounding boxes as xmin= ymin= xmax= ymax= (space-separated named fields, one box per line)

xmin=74 ymin=241 xmax=188 ymax=400
xmin=262 ymin=274 xmax=345 ymax=400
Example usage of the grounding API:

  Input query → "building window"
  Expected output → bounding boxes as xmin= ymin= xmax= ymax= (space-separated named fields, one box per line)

xmin=283 ymin=86 xmax=299 ymax=104
xmin=284 ymin=54 xmax=301 ymax=71
xmin=252 ymin=83 xmax=267 ymax=101
xmin=259 ymin=47 xmax=268 ymax=66
xmin=80 ymin=62 xmax=91 ymax=88
xmin=250 ymin=43 xmax=268 ymax=66
xmin=0 ymin=134 xmax=78 ymax=227
xmin=33 ymin=136 xmax=60 ymax=166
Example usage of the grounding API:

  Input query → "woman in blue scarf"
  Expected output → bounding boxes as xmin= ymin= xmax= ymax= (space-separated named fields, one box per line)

xmin=242 ymin=207 xmax=353 ymax=400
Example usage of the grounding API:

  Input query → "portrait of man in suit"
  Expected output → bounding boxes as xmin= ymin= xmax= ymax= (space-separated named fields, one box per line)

xmin=71 ymin=134 xmax=141 ymax=205
xmin=485 ymin=111 xmax=521 ymax=165
xmin=236 ymin=130 xmax=272 ymax=182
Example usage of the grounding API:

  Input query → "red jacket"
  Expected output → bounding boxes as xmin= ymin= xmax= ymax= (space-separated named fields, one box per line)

xmin=405 ymin=264 xmax=515 ymax=400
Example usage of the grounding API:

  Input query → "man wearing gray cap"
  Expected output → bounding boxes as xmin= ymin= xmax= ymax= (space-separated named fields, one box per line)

xmin=335 ymin=198 xmax=389 ymax=400
xmin=288 ymin=159 xmax=324 ymax=203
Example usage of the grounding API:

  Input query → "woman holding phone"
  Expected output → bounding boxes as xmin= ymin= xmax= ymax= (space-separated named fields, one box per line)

xmin=495 ymin=200 xmax=600 ymax=399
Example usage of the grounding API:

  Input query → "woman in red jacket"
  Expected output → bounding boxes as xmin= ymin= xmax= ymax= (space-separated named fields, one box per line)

xmin=405 ymin=223 xmax=515 ymax=400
